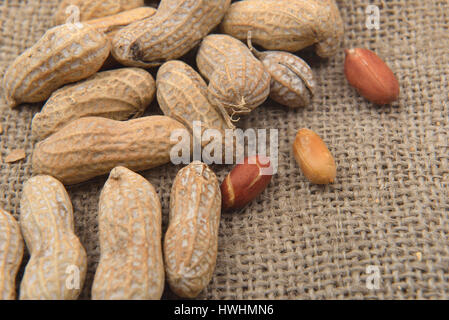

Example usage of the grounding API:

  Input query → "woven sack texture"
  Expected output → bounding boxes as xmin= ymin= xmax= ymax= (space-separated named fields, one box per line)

xmin=0 ymin=0 xmax=448 ymax=299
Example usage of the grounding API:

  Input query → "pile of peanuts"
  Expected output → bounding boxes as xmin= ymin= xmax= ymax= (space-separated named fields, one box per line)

xmin=0 ymin=0 xmax=399 ymax=300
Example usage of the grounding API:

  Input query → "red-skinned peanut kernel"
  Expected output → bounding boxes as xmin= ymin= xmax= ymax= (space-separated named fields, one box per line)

xmin=344 ymin=48 xmax=400 ymax=105
xmin=221 ymin=155 xmax=273 ymax=211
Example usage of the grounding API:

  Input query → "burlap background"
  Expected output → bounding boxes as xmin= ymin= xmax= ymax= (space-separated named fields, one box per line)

xmin=0 ymin=0 xmax=448 ymax=300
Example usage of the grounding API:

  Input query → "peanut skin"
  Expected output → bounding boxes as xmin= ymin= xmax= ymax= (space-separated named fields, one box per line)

xmin=19 ymin=175 xmax=87 ymax=300
xmin=32 ymin=116 xmax=188 ymax=185
xmin=112 ymin=0 xmax=231 ymax=68
xmin=292 ymin=129 xmax=337 ymax=184
xmin=0 ymin=208 xmax=24 ymax=300
xmin=221 ymin=155 xmax=273 ymax=211
xmin=164 ymin=161 xmax=221 ymax=298
xmin=2 ymin=23 xmax=110 ymax=108
xmin=344 ymin=48 xmax=400 ymax=105
xmin=31 ymin=68 xmax=155 ymax=140
xmin=92 ymin=167 xmax=164 ymax=300
xmin=54 ymin=0 xmax=144 ymax=25
xmin=221 ymin=0 xmax=344 ymax=58
xmin=196 ymin=34 xmax=271 ymax=118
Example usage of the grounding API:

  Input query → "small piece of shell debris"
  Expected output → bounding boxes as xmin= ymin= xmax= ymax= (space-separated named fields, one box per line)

xmin=5 ymin=149 xmax=26 ymax=163
xmin=416 ymin=252 xmax=422 ymax=261
xmin=0 ymin=124 xmax=3 ymax=134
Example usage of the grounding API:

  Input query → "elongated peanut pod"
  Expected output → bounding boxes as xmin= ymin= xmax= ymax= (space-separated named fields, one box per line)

xmin=32 ymin=116 xmax=189 ymax=185
xmin=2 ymin=23 xmax=110 ymax=108
xmin=32 ymin=68 xmax=155 ymax=140
xmin=19 ymin=175 xmax=87 ymax=300
xmin=54 ymin=0 xmax=144 ymax=25
xmin=92 ymin=167 xmax=164 ymax=300
xmin=221 ymin=0 xmax=344 ymax=58
xmin=0 ymin=208 xmax=24 ymax=300
xmin=164 ymin=162 xmax=221 ymax=298
xmin=112 ymin=0 xmax=231 ymax=68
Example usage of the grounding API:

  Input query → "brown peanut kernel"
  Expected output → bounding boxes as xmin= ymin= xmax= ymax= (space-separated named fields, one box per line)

xmin=32 ymin=116 xmax=188 ymax=185
xmin=86 ymin=7 xmax=157 ymax=40
xmin=292 ymin=129 xmax=337 ymax=185
xmin=221 ymin=155 xmax=273 ymax=211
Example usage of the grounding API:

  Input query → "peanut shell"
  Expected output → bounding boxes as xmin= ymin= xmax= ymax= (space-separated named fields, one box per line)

xmin=54 ymin=0 xmax=144 ymax=25
xmin=32 ymin=116 xmax=188 ymax=185
xmin=156 ymin=60 xmax=234 ymax=138
xmin=164 ymin=161 xmax=221 ymax=298
xmin=196 ymin=34 xmax=271 ymax=118
xmin=92 ymin=166 xmax=164 ymax=300
xmin=221 ymin=0 xmax=344 ymax=58
xmin=86 ymin=7 xmax=157 ymax=40
xmin=248 ymin=35 xmax=315 ymax=108
xmin=19 ymin=175 xmax=87 ymax=300
xmin=112 ymin=0 xmax=231 ymax=68
xmin=32 ymin=68 xmax=155 ymax=140
xmin=2 ymin=23 xmax=110 ymax=108
xmin=0 ymin=208 xmax=24 ymax=300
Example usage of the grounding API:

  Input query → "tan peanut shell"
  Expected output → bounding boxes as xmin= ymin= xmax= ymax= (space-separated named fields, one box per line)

xmin=196 ymin=34 xmax=271 ymax=118
xmin=32 ymin=116 xmax=188 ymax=185
xmin=221 ymin=0 xmax=344 ymax=58
xmin=19 ymin=175 xmax=87 ymax=300
xmin=248 ymin=34 xmax=315 ymax=108
xmin=0 ymin=208 xmax=24 ymax=300
xmin=54 ymin=0 xmax=144 ymax=25
xmin=92 ymin=167 xmax=164 ymax=300
xmin=112 ymin=0 xmax=231 ymax=68
xmin=86 ymin=7 xmax=157 ymax=40
xmin=156 ymin=60 xmax=234 ymax=138
xmin=32 ymin=68 xmax=155 ymax=140
xmin=2 ymin=23 xmax=110 ymax=108
xmin=164 ymin=161 xmax=221 ymax=298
